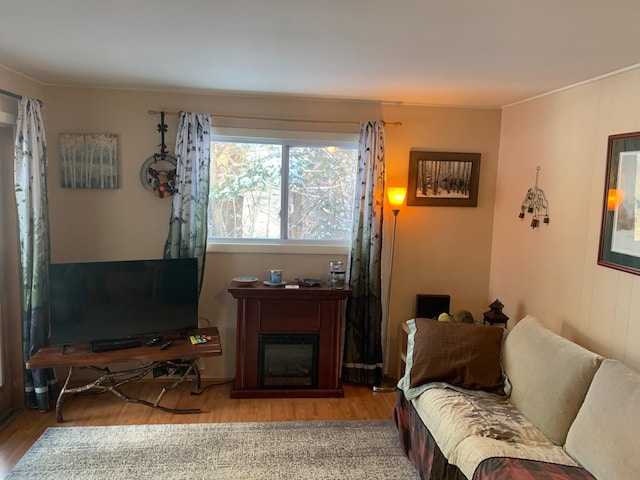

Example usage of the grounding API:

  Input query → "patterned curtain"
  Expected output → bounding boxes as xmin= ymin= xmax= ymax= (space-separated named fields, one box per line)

xmin=14 ymin=97 xmax=59 ymax=410
xmin=163 ymin=112 xmax=212 ymax=291
xmin=342 ymin=121 xmax=386 ymax=385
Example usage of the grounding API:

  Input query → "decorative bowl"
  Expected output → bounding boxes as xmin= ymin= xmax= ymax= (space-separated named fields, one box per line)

xmin=232 ymin=276 xmax=259 ymax=286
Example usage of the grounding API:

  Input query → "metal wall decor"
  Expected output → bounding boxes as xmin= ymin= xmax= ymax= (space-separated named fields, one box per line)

xmin=518 ymin=166 xmax=550 ymax=228
xmin=140 ymin=111 xmax=177 ymax=198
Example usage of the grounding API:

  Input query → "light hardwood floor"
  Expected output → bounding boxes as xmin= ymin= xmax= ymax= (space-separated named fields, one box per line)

xmin=0 ymin=380 xmax=398 ymax=477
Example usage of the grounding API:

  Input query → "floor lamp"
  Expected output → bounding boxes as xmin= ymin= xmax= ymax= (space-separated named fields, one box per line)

xmin=373 ymin=186 xmax=407 ymax=393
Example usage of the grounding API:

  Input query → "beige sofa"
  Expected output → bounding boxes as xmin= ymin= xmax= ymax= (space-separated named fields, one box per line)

xmin=394 ymin=315 xmax=640 ymax=480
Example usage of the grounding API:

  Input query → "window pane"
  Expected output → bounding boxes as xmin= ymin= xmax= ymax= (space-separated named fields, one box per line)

xmin=209 ymin=142 xmax=282 ymax=239
xmin=288 ymin=146 xmax=357 ymax=241
xmin=208 ymin=138 xmax=357 ymax=243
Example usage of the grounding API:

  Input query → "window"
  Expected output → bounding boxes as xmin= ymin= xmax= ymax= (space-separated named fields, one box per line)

xmin=208 ymin=135 xmax=358 ymax=244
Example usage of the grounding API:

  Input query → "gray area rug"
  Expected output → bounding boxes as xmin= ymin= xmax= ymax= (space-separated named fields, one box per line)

xmin=5 ymin=419 xmax=419 ymax=479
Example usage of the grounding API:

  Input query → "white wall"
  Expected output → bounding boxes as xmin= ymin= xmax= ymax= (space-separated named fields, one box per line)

xmin=491 ymin=67 xmax=640 ymax=371
xmin=1 ymin=69 xmax=502 ymax=381
xmin=381 ymin=104 xmax=502 ymax=373
xmin=41 ymin=89 xmax=501 ymax=380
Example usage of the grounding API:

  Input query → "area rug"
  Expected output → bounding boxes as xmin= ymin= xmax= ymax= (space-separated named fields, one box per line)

xmin=5 ymin=419 xmax=419 ymax=479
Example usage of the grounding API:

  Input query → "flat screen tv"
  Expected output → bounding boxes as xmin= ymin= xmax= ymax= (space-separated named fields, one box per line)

xmin=49 ymin=258 xmax=199 ymax=347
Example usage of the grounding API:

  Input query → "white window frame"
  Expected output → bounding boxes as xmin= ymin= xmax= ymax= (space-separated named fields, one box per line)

xmin=207 ymin=127 xmax=358 ymax=255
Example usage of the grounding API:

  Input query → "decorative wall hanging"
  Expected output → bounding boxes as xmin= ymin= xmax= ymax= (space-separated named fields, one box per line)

xmin=407 ymin=151 xmax=480 ymax=207
xmin=518 ymin=166 xmax=550 ymax=228
xmin=58 ymin=133 xmax=118 ymax=189
xmin=598 ymin=132 xmax=640 ymax=275
xmin=140 ymin=111 xmax=177 ymax=198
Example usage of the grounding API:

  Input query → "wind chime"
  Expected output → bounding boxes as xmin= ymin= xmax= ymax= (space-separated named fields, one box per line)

xmin=518 ymin=166 xmax=550 ymax=228
xmin=139 ymin=111 xmax=177 ymax=198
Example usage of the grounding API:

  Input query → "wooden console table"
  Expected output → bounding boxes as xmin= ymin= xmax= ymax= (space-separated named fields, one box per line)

xmin=228 ymin=284 xmax=351 ymax=398
xmin=26 ymin=327 xmax=222 ymax=422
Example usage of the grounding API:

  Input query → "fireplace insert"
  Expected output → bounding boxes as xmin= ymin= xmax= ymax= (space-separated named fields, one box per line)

xmin=258 ymin=334 xmax=319 ymax=389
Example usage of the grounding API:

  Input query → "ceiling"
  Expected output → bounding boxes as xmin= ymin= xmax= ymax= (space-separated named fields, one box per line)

xmin=2 ymin=1 xmax=640 ymax=109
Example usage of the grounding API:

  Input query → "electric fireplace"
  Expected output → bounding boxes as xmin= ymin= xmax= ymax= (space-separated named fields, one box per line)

xmin=258 ymin=334 xmax=318 ymax=388
xmin=228 ymin=284 xmax=351 ymax=398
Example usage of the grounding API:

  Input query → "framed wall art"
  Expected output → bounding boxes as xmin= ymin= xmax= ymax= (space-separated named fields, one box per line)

xmin=598 ymin=131 xmax=640 ymax=275
xmin=58 ymin=133 xmax=118 ymax=189
xmin=407 ymin=151 xmax=480 ymax=207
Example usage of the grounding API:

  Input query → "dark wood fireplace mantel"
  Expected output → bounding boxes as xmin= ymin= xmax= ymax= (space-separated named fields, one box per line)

xmin=228 ymin=284 xmax=351 ymax=398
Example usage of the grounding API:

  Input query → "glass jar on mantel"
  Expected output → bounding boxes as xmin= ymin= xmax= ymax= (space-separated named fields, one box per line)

xmin=328 ymin=261 xmax=346 ymax=290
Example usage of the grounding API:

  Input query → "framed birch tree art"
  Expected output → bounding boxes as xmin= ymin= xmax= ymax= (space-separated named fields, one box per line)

xmin=58 ymin=133 xmax=118 ymax=189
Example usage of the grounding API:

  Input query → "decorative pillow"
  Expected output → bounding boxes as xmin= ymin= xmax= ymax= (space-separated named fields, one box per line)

xmin=565 ymin=359 xmax=640 ymax=480
xmin=408 ymin=318 xmax=506 ymax=396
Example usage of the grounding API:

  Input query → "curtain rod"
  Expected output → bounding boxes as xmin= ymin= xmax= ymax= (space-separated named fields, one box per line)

xmin=148 ymin=109 xmax=401 ymax=126
xmin=0 ymin=88 xmax=44 ymax=106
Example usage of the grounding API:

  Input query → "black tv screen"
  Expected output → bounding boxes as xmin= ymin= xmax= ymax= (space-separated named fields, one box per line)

xmin=49 ymin=258 xmax=199 ymax=346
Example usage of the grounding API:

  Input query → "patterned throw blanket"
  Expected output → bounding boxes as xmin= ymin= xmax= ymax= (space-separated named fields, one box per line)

xmin=394 ymin=390 xmax=596 ymax=480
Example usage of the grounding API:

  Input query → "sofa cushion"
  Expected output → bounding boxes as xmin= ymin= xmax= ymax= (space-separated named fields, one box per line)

xmin=502 ymin=315 xmax=602 ymax=445
xmin=408 ymin=318 xmax=506 ymax=396
xmin=565 ymin=359 xmax=640 ymax=480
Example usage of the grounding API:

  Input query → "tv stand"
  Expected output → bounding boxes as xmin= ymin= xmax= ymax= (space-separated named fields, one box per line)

xmin=26 ymin=327 xmax=221 ymax=422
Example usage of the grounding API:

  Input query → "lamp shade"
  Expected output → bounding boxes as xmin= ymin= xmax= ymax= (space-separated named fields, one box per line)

xmin=387 ymin=187 xmax=407 ymax=208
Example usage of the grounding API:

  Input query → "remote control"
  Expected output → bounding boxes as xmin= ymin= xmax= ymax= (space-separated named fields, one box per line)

xmin=159 ymin=340 xmax=172 ymax=350
xmin=146 ymin=336 xmax=163 ymax=346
